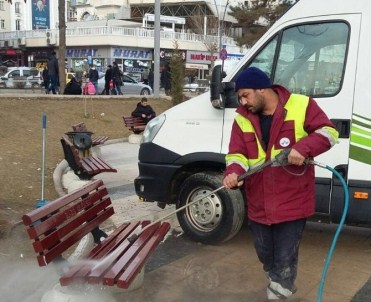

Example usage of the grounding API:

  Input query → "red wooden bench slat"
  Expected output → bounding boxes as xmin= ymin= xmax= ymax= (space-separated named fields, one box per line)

xmin=94 ymin=157 xmax=117 ymax=172
xmin=22 ymin=180 xmax=106 ymax=226
xmin=59 ymin=222 xmax=139 ymax=286
xmin=59 ymin=221 xmax=150 ymax=286
xmin=88 ymin=221 xmax=146 ymax=259
xmin=122 ymin=116 xmax=147 ymax=134
xmin=117 ymin=222 xmax=171 ymax=288
xmin=32 ymin=199 xmax=113 ymax=253
xmin=80 ymin=158 xmax=101 ymax=173
xmin=37 ymin=208 xmax=114 ymax=266
xmin=26 ymin=189 xmax=109 ymax=239
xmin=102 ymin=223 xmax=160 ymax=286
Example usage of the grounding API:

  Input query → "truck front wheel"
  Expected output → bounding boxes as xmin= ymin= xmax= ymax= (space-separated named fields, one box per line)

xmin=177 ymin=172 xmax=245 ymax=244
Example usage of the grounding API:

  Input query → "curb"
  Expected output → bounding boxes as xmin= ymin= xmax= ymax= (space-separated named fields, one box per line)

xmin=53 ymin=159 xmax=69 ymax=197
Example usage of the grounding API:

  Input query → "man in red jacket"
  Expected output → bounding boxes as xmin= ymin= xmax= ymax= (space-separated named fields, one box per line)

xmin=223 ymin=67 xmax=338 ymax=301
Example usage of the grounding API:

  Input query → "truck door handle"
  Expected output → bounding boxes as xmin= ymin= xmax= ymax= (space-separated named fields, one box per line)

xmin=330 ymin=119 xmax=350 ymax=138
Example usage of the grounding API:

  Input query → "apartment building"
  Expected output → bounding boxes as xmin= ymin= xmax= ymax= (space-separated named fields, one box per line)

xmin=0 ymin=0 xmax=246 ymax=80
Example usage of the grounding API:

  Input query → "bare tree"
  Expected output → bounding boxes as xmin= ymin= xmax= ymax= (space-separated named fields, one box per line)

xmin=58 ymin=0 xmax=66 ymax=93
xmin=188 ymin=14 xmax=219 ymax=70
xmin=228 ymin=0 xmax=295 ymax=48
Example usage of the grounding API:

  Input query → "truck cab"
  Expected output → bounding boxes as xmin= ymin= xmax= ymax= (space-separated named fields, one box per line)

xmin=135 ymin=0 xmax=371 ymax=244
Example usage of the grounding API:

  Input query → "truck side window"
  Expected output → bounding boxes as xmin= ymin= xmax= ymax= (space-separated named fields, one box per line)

xmin=249 ymin=22 xmax=349 ymax=97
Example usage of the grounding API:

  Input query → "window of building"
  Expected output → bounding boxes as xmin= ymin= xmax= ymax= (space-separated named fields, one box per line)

xmin=1 ymin=19 xmax=4 ymax=29
xmin=0 ymin=1 xmax=4 ymax=11
xmin=15 ymin=2 xmax=20 ymax=14
xmin=16 ymin=19 xmax=21 ymax=30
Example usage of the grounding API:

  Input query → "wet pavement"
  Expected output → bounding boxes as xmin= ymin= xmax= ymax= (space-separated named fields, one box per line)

xmin=2 ymin=138 xmax=371 ymax=301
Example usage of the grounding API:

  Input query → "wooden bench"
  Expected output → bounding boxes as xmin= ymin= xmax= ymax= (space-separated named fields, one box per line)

xmin=122 ymin=116 xmax=146 ymax=134
xmin=72 ymin=122 xmax=109 ymax=146
xmin=61 ymin=134 xmax=117 ymax=180
xmin=22 ymin=179 xmax=171 ymax=289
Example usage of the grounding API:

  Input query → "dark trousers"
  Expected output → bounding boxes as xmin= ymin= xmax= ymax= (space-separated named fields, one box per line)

xmin=48 ymin=74 xmax=58 ymax=94
xmin=249 ymin=218 xmax=306 ymax=291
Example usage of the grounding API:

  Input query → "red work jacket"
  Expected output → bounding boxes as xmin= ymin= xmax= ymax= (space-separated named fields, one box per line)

xmin=225 ymin=85 xmax=337 ymax=225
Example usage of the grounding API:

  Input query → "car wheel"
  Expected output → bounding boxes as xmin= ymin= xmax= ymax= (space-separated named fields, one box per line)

xmin=140 ymin=88 xmax=150 ymax=95
xmin=177 ymin=172 xmax=245 ymax=244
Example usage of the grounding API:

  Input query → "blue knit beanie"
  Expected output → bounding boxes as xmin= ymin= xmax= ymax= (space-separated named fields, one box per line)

xmin=235 ymin=67 xmax=272 ymax=91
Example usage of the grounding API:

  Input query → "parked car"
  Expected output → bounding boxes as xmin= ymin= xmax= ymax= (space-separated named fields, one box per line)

xmin=97 ymin=74 xmax=152 ymax=95
xmin=0 ymin=67 xmax=42 ymax=88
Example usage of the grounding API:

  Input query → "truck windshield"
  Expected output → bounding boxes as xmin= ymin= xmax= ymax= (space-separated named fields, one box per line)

xmin=249 ymin=22 xmax=349 ymax=97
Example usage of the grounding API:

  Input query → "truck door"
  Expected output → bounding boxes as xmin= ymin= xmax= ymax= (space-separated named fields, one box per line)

xmin=222 ymin=15 xmax=361 ymax=216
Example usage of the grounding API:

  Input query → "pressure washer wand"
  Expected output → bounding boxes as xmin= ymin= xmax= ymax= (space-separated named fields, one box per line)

xmin=128 ymin=151 xmax=285 ymax=243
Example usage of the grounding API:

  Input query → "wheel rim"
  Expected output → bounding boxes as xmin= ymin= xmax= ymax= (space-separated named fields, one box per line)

xmin=184 ymin=188 xmax=223 ymax=232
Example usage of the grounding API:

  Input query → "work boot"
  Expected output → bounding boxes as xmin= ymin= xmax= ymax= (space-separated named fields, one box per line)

xmin=268 ymin=281 xmax=297 ymax=299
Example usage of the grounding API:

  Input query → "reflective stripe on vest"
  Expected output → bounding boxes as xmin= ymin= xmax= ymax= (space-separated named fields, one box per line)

xmin=226 ymin=94 xmax=309 ymax=170
xmin=271 ymin=94 xmax=309 ymax=158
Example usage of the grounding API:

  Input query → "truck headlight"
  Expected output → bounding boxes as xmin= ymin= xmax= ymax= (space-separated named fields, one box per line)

xmin=141 ymin=114 xmax=166 ymax=143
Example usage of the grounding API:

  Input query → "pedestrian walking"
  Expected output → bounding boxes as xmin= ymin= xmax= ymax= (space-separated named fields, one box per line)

xmin=112 ymin=62 xmax=123 ymax=95
xmin=47 ymin=51 xmax=59 ymax=94
xmin=88 ymin=64 xmax=99 ymax=95
xmin=104 ymin=65 xmax=113 ymax=95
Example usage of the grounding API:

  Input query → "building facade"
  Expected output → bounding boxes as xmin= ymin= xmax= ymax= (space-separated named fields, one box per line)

xmin=0 ymin=0 xmax=247 ymax=80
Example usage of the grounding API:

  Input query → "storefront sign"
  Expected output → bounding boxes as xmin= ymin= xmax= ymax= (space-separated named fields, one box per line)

xmin=66 ymin=48 xmax=98 ymax=58
xmin=113 ymin=48 xmax=152 ymax=60
xmin=186 ymin=51 xmax=217 ymax=64
xmin=160 ymin=49 xmax=186 ymax=60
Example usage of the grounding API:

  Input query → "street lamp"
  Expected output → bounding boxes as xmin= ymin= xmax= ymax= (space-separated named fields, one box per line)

xmin=214 ymin=0 xmax=230 ymax=51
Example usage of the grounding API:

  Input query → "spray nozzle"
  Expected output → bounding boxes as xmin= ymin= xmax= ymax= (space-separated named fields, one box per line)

xmin=274 ymin=149 xmax=291 ymax=166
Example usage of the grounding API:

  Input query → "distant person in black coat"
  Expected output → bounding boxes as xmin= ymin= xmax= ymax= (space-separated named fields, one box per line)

xmin=161 ymin=66 xmax=171 ymax=96
xmin=104 ymin=65 xmax=113 ymax=95
xmin=64 ymin=76 xmax=82 ymax=95
xmin=42 ymin=66 xmax=49 ymax=94
xmin=148 ymin=69 xmax=154 ymax=90
xmin=131 ymin=97 xmax=156 ymax=124
xmin=47 ymin=51 xmax=59 ymax=94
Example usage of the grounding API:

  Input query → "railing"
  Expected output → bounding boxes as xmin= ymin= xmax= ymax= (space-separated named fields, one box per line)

xmin=0 ymin=26 xmax=237 ymax=48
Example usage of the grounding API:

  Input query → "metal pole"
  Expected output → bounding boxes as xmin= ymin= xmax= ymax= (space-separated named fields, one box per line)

xmin=36 ymin=113 xmax=47 ymax=208
xmin=153 ymin=0 xmax=161 ymax=98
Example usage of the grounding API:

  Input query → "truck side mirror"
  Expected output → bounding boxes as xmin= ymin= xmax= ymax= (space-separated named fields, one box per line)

xmin=210 ymin=65 xmax=223 ymax=108
xmin=210 ymin=65 xmax=239 ymax=109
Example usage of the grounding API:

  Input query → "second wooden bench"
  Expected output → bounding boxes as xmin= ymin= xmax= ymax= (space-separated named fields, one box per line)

xmin=122 ymin=116 xmax=146 ymax=134
xmin=61 ymin=134 xmax=117 ymax=180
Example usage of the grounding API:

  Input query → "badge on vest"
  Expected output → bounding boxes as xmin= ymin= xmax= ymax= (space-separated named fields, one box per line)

xmin=280 ymin=137 xmax=290 ymax=147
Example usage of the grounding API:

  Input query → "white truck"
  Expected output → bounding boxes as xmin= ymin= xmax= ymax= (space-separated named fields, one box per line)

xmin=135 ymin=0 xmax=371 ymax=244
